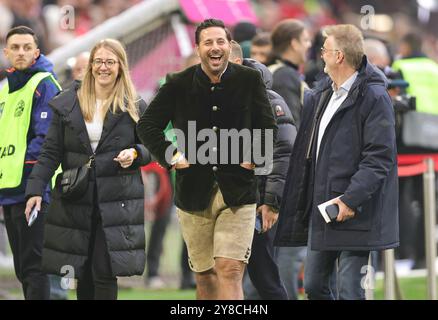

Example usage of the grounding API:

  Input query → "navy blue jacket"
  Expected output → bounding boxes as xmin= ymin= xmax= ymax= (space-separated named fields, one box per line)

xmin=0 ymin=54 xmax=61 ymax=205
xmin=274 ymin=56 xmax=399 ymax=251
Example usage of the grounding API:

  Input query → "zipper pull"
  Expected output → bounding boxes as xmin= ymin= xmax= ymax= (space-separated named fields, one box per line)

xmin=86 ymin=154 xmax=95 ymax=168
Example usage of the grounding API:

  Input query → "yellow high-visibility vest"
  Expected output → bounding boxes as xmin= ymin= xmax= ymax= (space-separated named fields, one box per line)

xmin=0 ymin=72 xmax=60 ymax=189
xmin=392 ymin=57 xmax=438 ymax=115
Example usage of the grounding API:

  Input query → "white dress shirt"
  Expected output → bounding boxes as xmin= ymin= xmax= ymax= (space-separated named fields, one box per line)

xmin=316 ymin=71 xmax=358 ymax=161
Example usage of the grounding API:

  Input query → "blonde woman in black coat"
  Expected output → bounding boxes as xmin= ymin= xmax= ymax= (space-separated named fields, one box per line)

xmin=25 ymin=39 xmax=151 ymax=300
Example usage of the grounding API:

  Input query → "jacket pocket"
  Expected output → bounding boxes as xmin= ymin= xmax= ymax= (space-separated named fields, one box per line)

xmin=175 ymin=166 xmax=200 ymax=202
xmin=236 ymin=164 xmax=254 ymax=174
xmin=175 ymin=165 xmax=192 ymax=175
xmin=330 ymin=179 xmax=349 ymax=197
xmin=330 ymin=179 xmax=372 ymax=231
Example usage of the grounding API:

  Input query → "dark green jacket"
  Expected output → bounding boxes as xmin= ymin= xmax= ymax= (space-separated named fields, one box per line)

xmin=137 ymin=63 xmax=277 ymax=211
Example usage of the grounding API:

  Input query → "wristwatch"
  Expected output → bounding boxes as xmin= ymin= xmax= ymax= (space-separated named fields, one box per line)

xmin=131 ymin=148 xmax=138 ymax=159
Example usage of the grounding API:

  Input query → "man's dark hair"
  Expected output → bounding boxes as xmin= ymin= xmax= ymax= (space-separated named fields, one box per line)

xmin=6 ymin=26 xmax=39 ymax=46
xmin=233 ymin=22 xmax=257 ymax=43
xmin=195 ymin=19 xmax=232 ymax=45
xmin=271 ymin=19 xmax=304 ymax=55
xmin=251 ymin=32 xmax=271 ymax=47
xmin=401 ymin=33 xmax=422 ymax=53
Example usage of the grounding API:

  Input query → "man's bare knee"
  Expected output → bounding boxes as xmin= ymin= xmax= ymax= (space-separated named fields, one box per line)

xmin=196 ymin=268 xmax=216 ymax=282
xmin=215 ymin=258 xmax=245 ymax=282
xmin=195 ymin=268 xmax=217 ymax=300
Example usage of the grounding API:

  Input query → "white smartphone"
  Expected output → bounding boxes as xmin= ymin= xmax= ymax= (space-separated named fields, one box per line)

xmin=28 ymin=207 xmax=39 ymax=227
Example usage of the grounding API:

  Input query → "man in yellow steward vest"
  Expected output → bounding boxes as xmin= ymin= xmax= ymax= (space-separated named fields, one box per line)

xmin=0 ymin=26 xmax=61 ymax=299
xmin=392 ymin=33 xmax=438 ymax=270
xmin=392 ymin=33 xmax=438 ymax=115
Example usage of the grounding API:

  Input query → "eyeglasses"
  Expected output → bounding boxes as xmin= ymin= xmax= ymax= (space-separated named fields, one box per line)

xmin=92 ymin=58 xmax=118 ymax=68
xmin=321 ymin=46 xmax=340 ymax=54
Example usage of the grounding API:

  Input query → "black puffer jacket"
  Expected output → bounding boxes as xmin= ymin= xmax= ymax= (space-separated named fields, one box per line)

xmin=25 ymin=82 xmax=151 ymax=278
xmin=269 ymin=59 xmax=305 ymax=128
xmin=243 ymin=59 xmax=297 ymax=211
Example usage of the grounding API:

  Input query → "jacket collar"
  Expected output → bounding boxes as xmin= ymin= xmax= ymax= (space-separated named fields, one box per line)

xmin=191 ymin=63 xmax=234 ymax=94
xmin=49 ymin=81 xmax=124 ymax=155
xmin=6 ymin=54 xmax=56 ymax=93
xmin=313 ymin=55 xmax=387 ymax=115
xmin=307 ymin=88 xmax=333 ymax=158
xmin=49 ymin=82 xmax=92 ymax=154
xmin=278 ymin=58 xmax=299 ymax=71
xmin=331 ymin=71 xmax=358 ymax=96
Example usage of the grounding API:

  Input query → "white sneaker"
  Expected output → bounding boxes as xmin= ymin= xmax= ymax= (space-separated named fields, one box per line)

xmin=147 ymin=276 xmax=166 ymax=289
xmin=0 ymin=253 xmax=13 ymax=268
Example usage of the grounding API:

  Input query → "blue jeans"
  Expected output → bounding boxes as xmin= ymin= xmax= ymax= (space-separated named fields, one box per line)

xmin=304 ymin=246 xmax=370 ymax=300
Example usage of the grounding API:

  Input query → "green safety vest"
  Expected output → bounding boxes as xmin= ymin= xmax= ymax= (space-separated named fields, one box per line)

xmin=392 ymin=57 xmax=438 ymax=115
xmin=0 ymin=72 xmax=61 ymax=189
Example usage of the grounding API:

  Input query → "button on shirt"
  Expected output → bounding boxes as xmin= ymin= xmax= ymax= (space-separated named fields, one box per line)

xmin=316 ymin=71 xmax=358 ymax=161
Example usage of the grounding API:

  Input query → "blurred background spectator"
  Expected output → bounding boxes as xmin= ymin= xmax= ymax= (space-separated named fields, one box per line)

xmin=0 ymin=0 xmax=437 ymax=76
xmin=0 ymin=0 xmax=147 ymax=73
xmin=232 ymin=21 xmax=258 ymax=58
xmin=250 ymin=32 xmax=272 ymax=65
xmin=69 ymin=51 xmax=90 ymax=82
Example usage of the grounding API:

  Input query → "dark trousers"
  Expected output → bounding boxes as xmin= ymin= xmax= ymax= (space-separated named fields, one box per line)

xmin=398 ymin=176 xmax=425 ymax=267
xmin=3 ymin=203 xmax=50 ymax=300
xmin=146 ymin=206 xmax=171 ymax=278
xmin=180 ymin=239 xmax=195 ymax=288
xmin=76 ymin=205 xmax=117 ymax=300
xmin=246 ymin=224 xmax=288 ymax=300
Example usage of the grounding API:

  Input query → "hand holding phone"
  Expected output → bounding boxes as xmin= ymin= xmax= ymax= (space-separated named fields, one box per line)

xmin=28 ymin=207 xmax=39 ymax=227
xmin=255 ymin=214 xmax=263 ymax=234
xmin=325 ymin=204 xmax=339 ymax=222
xmin=25 ymin=196 xmax=42 ymax=223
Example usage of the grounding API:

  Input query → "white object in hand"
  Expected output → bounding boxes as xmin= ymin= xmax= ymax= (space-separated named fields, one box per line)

xmin=317 ymin=195 xmax=343 ymax=224
xmin=28 ymin=207 xmax=39 ymax=227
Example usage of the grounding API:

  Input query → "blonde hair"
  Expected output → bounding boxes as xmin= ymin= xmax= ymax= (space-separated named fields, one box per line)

xmin=78 ymin=39 xmax=139 ymax=122
xmin=323 ymin=24 xmax=364 ymax=70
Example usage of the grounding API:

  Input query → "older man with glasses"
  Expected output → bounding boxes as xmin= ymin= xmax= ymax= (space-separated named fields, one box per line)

xmin=275 ymin=24 xmax=399 ymax=300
